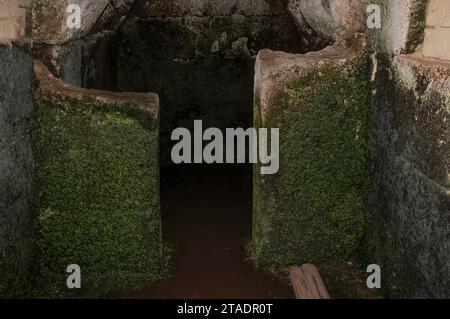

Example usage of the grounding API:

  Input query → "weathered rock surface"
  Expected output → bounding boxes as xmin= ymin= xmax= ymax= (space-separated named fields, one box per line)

xmin=255 ymin=41 xmax=358 ymax=122
xmin=0 ymin=0 xmax=31 ymax=40
xmin=0 ymin=41 xmax=35 ymax=297
xmin=288 ymin=0 xmax=369 ymax=41
xmin=33 ymin=61 xmax=168 ymax=297
xmin=371 ymin=52 xmax=450 ymax=298
xmin=423 ymin=28 xmax=450 ymax=61
xmin=133 ymin=0 xmax=288 ymax=17
xmin=366 ymin=0 xmax=450 ymax=297
xmin=253 ymin=40 xmax=372 ymax=268
xmin=368 ymin=0 xmax=427 ymax=54
xmin=426 ymin=0 xmax=450 ymax=27
xmin=39 ymin=30 xmax=120 ymax=90
xmin=423 ymin=0 xmax=450 ymax=60
xmin=32 ymin=0 xmax=134 ymax=44
xmin=118 ymin=0 xmax=320 ymax=165
xmin=90 ymin=0 xmax=135 ymax=33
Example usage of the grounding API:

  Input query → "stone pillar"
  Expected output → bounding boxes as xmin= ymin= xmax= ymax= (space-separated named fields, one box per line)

xmin=252 ymin=41 xmax=372 ymax=269
xmin=368 ymin=0 xmax=450 ymax=298
xmin=32 ymin=62 xmax=169 ymax=297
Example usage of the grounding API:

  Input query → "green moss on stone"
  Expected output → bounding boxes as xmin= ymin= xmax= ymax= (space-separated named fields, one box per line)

xmin=0 ymin=244 xmax=33 ymax=298
xmin=405 ymin=0 xmax=427 ymax=53
xmin=252 ymin=58 xmax=374 ymax=270
xmin=32 ymin=94 xmax=170 ymax=297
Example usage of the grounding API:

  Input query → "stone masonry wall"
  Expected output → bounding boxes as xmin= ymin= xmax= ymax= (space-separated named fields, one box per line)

xmin=423 ymin=0 xmax=450 ymax=60
xmin=0 ymin=41 xmax=35 ymax=297
xmin=369 ymin=0 xmax=450 ymax=297
xmin=118 ymin=0 xmax=323 ymax=164
xmin=371 ymin=53 xmax=450 ymax=298
xmin=0 ymin=0 xmax=31 ymax=40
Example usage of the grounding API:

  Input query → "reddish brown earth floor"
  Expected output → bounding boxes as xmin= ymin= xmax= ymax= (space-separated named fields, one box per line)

xmin=128 ymin=165 xmax=294 ymax=299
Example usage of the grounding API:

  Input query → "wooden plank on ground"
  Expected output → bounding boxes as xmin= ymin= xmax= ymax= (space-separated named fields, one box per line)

xmin=289 ymin=264 xmax=331 ymax=299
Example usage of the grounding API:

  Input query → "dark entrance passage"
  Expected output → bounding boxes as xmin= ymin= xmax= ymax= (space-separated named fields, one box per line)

xmin=114 ymin=7 xmax=322 ymax=298
xmin=120 ymin=49 xmax=294 ymax=298
xmin=120 ymin=53 xmax=295 ymax=297
xmin=120 ymin=55 xmax=294 ymax=298
xmin=130 ymin=165 xmax=292 ymax=298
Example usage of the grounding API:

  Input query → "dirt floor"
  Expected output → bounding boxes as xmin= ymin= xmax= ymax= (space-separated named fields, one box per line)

xmin=128 ymin=165 xmax=294 ymax=299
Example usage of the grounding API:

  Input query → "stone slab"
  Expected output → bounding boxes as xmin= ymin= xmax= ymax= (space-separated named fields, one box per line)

xmin=426 ymin=0 xmax=450 ymax=27
xmin=423 ymin=27 xmax=450 ymax=60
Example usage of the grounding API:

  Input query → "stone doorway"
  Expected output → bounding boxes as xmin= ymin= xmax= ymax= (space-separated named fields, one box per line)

xmin=13 ymin=0 xmax=331 ymax=298
xmin=110 ymin=1 xmax=322 ymax=297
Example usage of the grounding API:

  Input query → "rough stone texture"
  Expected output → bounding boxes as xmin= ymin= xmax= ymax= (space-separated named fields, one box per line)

xmin=371 ymin=52 xmax=450 ymax=298
xmin=253 ymin=40 xmax=373 ymax=269
xmin=423 ymin=0 xmax=450 ymax=61
xmin=426 ymin=0 xmax=450 ymax=27
xmin=32 ymin=61 xmax=169 ymax=297
xmin=118 ymin=0 xmax=324 ymax=164
xmin=288 ymin=0 xmax=369 ymax=41
xmin=423 ymin=28 xmax=450 ymax=61
xmin=0 ymin=41 xmax=35 ymax=297
xmin=255 ymin=41 xmax=358 ymax=122
xmin=368 ymin=0 xmax=427 ymax=54
xmin=365 ymin=0 xmax=450 ymax=298
xmin=90 ymin=0 xmax=135 ymax=33
xmin=31 ymin=0 xmax=122 ymax=44
xmin=53 ymin=40 xmax=83 ymax=86
xmin=39 ymin=30 xmax=120 ymax=90
xmin=79 ymin=31 xmax=120 ymax=90
xmin=134 ymin=0 xmax=190 ymax=17
xmin=0 ymin=0 xmax=31 ymax=40
xmin=133 ymin=0 xmax=288 ymax=18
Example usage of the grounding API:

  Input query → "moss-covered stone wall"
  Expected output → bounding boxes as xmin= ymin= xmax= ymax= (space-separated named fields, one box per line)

xmin=252 ymin=47 xmax=373 ymax=271
xmin=32 ymin=66 xmax=170 ymax=297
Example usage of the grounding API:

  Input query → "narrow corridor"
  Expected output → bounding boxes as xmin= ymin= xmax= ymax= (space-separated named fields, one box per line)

xmin=129 ymin=165 xmax=293 ymax=299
